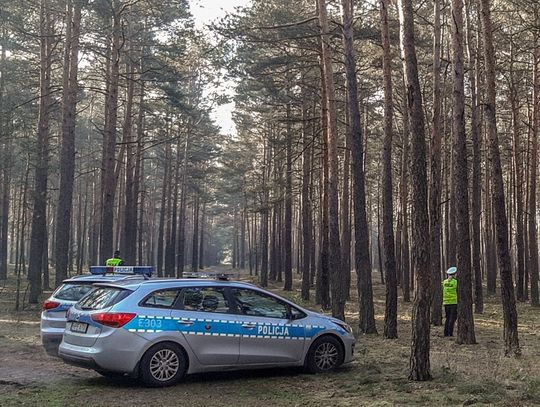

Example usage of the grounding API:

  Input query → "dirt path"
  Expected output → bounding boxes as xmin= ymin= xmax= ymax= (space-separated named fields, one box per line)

xmin=0 ymin=342 xmax=98 ymax=389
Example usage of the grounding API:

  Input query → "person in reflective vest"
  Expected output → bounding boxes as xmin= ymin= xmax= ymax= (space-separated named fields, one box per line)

xmin=443 ymin=266 xmax=458 ymax=337
xmin=106 ymin=250 xmax=124 ymax=267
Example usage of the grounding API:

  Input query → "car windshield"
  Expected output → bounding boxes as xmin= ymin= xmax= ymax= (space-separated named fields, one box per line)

xmin=77 ymin=287 xmax=131 ymax=310
xmin=54 ymin=283 xmax=95 ymax=302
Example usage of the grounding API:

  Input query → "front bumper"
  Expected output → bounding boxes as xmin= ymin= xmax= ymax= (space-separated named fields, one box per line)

xmin=342 ymin=335 xmax=355 ymax=364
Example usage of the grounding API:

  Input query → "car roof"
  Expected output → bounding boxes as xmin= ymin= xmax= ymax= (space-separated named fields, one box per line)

xmin=62 ymin=274 xmax=148 ymax=284
xmin=94 ymin=278 xmax=259 ymax=291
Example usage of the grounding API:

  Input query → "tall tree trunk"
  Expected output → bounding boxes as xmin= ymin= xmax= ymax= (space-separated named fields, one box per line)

xmin=480 ymin=0 xmax=521 ymax=355
xmin=284 ymin=100 xmax=293 ymax=291
xmin=379 ymin=0 xmax=397 ymax=339
xmin=451 ymin=0 xmax=476 ymax=344
xmin=260 ymin=139 xmax=270 ymax=287
xmin=340 ymin=0 xmax=375 ymax=329
xmin=55 ymin=0 xmax=82 ymax=285
xmin=0 ymin=27 xmax=10 ymax=281
xmin=28 ymin=0 xmax=52 ymax=303
xmin=316 ymin=49 xmax=330 ymax=309
xmin=121 ymin=55 xmax=137 ymax=266
xmin=398 ymin=0 xmax=432 ymax=381
xmin=465 ymin=0 xmax=483 ymax=314
xmin=529 ymin=18 xmax=540 ymax=307
xmin=99 ymin=1 xmax=121 ymax=264
xmin=430 ymin=0 xmax=443 ymax=326
xmin=301 ymin=94 xmax=312 ymax=301
xmin=509 ymin=43 xmax=525 ymax=303
xmin=199 ymin=201 xmax=206 ymax=269
xmin=191 ymin=194 xmax=199 ymax=272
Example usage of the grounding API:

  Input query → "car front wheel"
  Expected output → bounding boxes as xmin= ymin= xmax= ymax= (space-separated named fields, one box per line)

xmin=139 ymin=342 xmax=187 ymax=387
xmin=305 ymin=336 xmax=344 ymax=373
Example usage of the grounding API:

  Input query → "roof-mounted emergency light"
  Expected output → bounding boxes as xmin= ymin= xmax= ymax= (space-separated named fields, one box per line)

xmin=90 ymin=266 xmax=154 ymax=277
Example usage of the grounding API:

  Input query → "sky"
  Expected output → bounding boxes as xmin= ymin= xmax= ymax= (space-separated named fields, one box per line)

xmin=190 ymin=0 xmax=252 ymax=135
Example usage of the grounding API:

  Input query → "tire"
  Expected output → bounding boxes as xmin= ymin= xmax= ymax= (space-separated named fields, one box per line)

xmin=305 ymin=335 xmax=344 ymax=373
xmin=139 ymin=342 xmax=187 ymax=387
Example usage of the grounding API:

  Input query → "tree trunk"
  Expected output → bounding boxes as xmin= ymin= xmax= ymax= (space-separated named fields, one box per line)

xmin=55 ymin=0 xmax=82 ymax=285
xmin=99 ymin=1 xmax=121 ymax=264
xmin=398 ymin=0 xmax=432 ymax=381
xmin=284 ymin=100 xmax=293 ymax=291
xmin=340 ymin=0 xmax=375 ymax=329
xmin=465 ymin=0 xmax=483 ymax=314
xmin=430 ymin=0 xmax=443 ymax=326
xmin=480 ymin=0 xmax=521 ymax=355
xmin=529 ymin=18 xmax=540 ymax=307
xmin=301 ymin=94 xmax=312 ymax=301
xmin=28 ymin=0 xmax=52 ymax=303
xmin=191 ymin=194 xmax=199 ymax=272
xmin=379 ymin=0 xmax=397 ymax=339
xmin=451 ymin=0 xmax=476 ymax=344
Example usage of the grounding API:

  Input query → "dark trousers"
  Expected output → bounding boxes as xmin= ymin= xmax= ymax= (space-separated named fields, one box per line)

xmin=444 ymin=304 xmax=458 ymax=336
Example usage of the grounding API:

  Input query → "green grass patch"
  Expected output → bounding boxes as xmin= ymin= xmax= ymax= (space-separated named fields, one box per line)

xmin=456 ymin=379 xmax=506 ymax=404
xmin=519 ymin=379 xmax=540 ymax=403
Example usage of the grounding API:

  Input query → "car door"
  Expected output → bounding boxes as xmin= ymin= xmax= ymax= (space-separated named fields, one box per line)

xmin=231 ymin=288 xmax=306 ymax=364
xmin=169 ymin=286 xmax=240 ymax=366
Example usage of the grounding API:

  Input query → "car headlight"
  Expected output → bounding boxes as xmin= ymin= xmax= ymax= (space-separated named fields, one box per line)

xmin=335 ymin=322 xmax=353 ymax=334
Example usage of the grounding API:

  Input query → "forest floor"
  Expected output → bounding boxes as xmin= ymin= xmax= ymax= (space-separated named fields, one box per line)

xmin=0 ymin=267 xmax=539 ymax=406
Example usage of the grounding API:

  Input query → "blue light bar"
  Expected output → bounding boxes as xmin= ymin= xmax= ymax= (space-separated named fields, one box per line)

xmin=90 ymin=266 xmax=154 ymax=277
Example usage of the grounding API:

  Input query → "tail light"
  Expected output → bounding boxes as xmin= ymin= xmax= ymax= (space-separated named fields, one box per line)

xmin=91 ymin=312 xmax=136 ymax=328
xmin=43 ymin=300 xmax=60 ymax=310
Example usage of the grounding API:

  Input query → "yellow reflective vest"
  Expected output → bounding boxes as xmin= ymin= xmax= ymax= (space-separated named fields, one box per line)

xmin=442 ymin=278 xmax=458 ymax=305
xmin=106 ymin=257 xmax=123 ymax=267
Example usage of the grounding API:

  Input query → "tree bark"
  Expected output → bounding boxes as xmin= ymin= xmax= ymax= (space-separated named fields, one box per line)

xmin=430 ymin=0 xmax=443 ymax=326
xmin=398 ymin=0 xmax=432 ymax=381
xmin=451 ymin=0 xmax=476 ymax=344
xmin=28 ymin=0 xmax=53 ymax=303
xmin=379 ymin=0 xmax=397 ymax=339
xmin=465 ymin=0 xmax=483 ymax=314
xmin=340 ymin=0 xmax=375 ymax=329
xmin=529 ymin=18 xmax=540 ymax=307
xmin=99 ymin=1 xmax=122 ymax=264
xmin=480 ymin=0 xmax=521 ymax=355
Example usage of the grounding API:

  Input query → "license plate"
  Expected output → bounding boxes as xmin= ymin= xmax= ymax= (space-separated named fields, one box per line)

xmin=71 ymin=322 xmax=88 ymax=333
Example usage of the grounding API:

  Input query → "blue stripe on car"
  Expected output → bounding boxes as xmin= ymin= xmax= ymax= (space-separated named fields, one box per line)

xmin=123 ymin=316 xmax=327 ymax=339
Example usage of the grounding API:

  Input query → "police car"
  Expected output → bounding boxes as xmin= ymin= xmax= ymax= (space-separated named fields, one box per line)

xmin=41 ymin=266 xmax=152 ymax=356
xmin=58 ymin=277 xmax=355 ymax=386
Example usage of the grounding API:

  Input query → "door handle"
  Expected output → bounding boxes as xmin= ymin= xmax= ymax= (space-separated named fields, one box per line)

xmin=241 ymin=323 xmax=257 ymax=329
xmin=178 ymin=320 xmax=194 ymax=326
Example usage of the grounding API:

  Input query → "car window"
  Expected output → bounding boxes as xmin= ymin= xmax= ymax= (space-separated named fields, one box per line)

xmin=142 ymin=289 xmax=181 ymax=309
xmin=182 ymin=287 xmax=230 ymax=313
xmin=54 ymin=283 xmax=94 ymax=301
xmin=231 ymin=288 xmax=288 ymax=319
xmin=77 ymin=287 xmax=131 ymax=310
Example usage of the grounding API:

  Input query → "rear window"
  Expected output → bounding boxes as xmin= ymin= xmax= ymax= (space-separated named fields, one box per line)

xmin=54 ymin=283 xmax=95 ymax=301
xmin=77 ymin=287 xmax=131 ymax=310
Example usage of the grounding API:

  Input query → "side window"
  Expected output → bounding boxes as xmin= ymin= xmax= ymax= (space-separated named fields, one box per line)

xmin=142 ymin=289 xmax=181 ymax=309
xmin=232 ymin=288 xmax=288 ymax=319
xmin=182 ymin=287 xmax=230 ymax=314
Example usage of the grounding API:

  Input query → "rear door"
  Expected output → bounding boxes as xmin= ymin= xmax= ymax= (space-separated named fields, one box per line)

xmin=169 ymin=286 xmax=239 ymax=365
xmin=231 ymin=288 xmax=306 ymax=364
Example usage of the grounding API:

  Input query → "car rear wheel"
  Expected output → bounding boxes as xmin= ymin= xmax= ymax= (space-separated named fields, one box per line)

xmin=139 ymin=342 xmax=187 ymax=387
xmin=305 ymin=336 xmax=344 ymax=373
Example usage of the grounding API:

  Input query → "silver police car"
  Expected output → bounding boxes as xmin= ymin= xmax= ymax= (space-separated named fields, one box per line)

xmin=58 ymin=278 xmax=355 ymax=387
xmin=41 ymin=267 xmax=153 ymax=356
